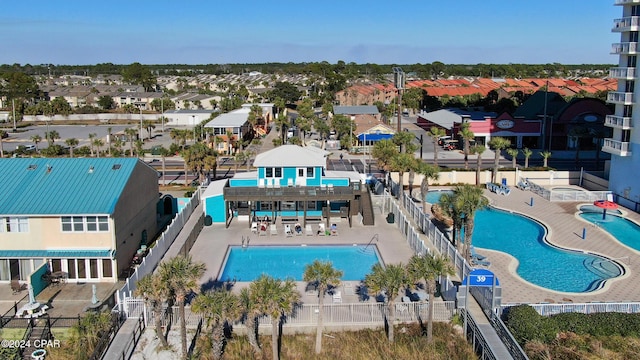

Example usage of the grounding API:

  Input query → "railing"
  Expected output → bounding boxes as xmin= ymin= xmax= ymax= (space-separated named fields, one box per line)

xmin=508 ymin=301 xmax=640 ymax=317
xmin=88 ymin=311 xmax=126 ymax=360
xmin=488 ymin=312 xmax=528 ymax=360
xmin=549 ymin=189 xmax=610 ymax=202
xmin=613 ymin=16 xmax=640 ymax=31
xmin=108 ymin=314 xmax=145 ymax=360
xmin=605 ymin=114 xmax=633 ymax=128
xmin=603 ymin=138 xmax=632 ymax=155
xmin=461 ymin=309 xmax=498 ymax=360
xmin=614 ymin=0 xmax=640 ymax=5
xmin=116 ymin=190 xmax=200 ymax=305
xmin=607 ymin=91 xmax=635 ymax=103
xmin=611 ymin=42 xmax=639 ymax=55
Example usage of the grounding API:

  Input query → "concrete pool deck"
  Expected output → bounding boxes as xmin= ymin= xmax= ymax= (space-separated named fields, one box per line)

xmin=473 ymin=186 xmax=640 ymax=304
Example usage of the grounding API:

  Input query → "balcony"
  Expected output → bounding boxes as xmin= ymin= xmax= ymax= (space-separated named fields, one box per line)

xmin=613 ymin=16 xmax=640 ymax=32
xmin=605 ymin=114 xmax=634 ymax=129
xmin=607 ymin=91 xmax=635 ymax=105
xmin=602 ymin=138 xmax=632 ymax=157
xmin=609 ymin=67 xmax=637 ymax=79
xmin=615 ymin=0 xmax=640 ymax=5
xmin=611 ymin=42 xmax=639 ymax=54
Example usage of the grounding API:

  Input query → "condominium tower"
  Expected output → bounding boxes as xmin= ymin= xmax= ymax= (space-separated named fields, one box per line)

xmin=605 ymin=0 xmax=640 ymax=209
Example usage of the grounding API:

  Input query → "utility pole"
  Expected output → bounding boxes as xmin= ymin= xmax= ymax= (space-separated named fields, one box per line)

xmin=393 ymin=67 xmax=405 ymax=134
xmin=12 ymin=99 xmax=16 ymax=132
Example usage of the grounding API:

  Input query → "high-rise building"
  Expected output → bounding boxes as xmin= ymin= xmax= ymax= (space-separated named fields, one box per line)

xmin=604 ymin=0 xmax=640 ymax=209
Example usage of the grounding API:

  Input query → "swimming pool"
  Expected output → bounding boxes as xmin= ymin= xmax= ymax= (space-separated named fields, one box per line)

xmin=472 ymin=208 xmax=622 ymax=292
xmin=426 ymin=191 xmax=623 ymax=292
xmin=219 ymin=245 xmax=381 ymax=282
xmin=425 ymin=190 xmax=453 ymax=204
xmin=579 ymin=211 xmax=640 ymax=251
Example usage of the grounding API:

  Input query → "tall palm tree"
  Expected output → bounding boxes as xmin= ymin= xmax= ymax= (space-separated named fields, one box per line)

xmin=238 ymin=287 xmax=262 ymax=355
xmin=428 ymin=126 xmax=446 ymax=167
xmin=506 ymin=148 xmax=519 ymax=169
xmin=452 ymin=184 xmax=489 ymax=262
xmin=124 ymin=128 xmax=138 ymax=157
xmin=30 ymin=134 xmax=42 ymax=153
xmin=303 ymin=260 xmax=344 ymax=354
xmin=470 ymin=145 xmax=486 ymax=186
xmin=157 ymin=146 xmax=170 ymax=186
xmin=135 ymin=273 xmax=171 ymax=348
xmin=92 ymin=138 xmax=104 ymax=158
xmin=47 ymin=130 xmax=60 ymax=147
xmin=522 ymin=147 xmax=533 ymax=168
xmin=460 ymin=122 xmax=475 ymax=170
xmin=192 ymin=289 xmax=240 ymax=360
xmin=439 ymin=192 xmax=463 ymax=248
xmin=488 ymin=137 xmax=511 ymax=183
xmin=88 ymin=133 xmax=97 ymax=157
xmin=406 ymin=254 xmax=455 ymax=342
xmin=364 ymin=263 xmax=408 ymax=343
xmin=371 ymin=139 xmax=399 ymax=184
xmin=225 ymin=129 xmax=235 ymax=155
xmin=65 ymin=138 xmax=79 ymax=158
xmin=540 ymin=150 xmax=552 ymax=168
xmin=160 ymin=255 xmax=206 ymax=359
xmin=418 ymin=163 xmax=440 ymax=210
xmin=249 ymin=275 xmax=300 ymax=360
xmin=390 ymin=153 xmax=415 ymax=199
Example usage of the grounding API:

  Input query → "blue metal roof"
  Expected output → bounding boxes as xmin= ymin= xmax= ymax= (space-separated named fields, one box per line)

xmin=0 ymin=249 xmax=113 ymax=258
xmin=357 ymin=133 xmax=393 ymax=141
xmin=0 ymin=158 xmax=141 ymax=215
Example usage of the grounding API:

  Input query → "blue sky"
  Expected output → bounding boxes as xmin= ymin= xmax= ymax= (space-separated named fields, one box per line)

xmin=0 ymin=0 xmax=620 ymax=65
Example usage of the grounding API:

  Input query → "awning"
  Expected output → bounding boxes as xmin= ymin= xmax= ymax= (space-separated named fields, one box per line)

xmin=358 ymin=133 xmax=393 ymax=141
xmin=0 ymin=249 xmax=114 ymax=259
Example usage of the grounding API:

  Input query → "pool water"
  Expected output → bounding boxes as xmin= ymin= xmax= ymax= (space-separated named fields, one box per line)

xmin=219 ymin=245 xmax=381 ymax=282
xmin=579 ymin=212 xmax=640 ymax=251
xmin=425 ymin=190 xmax=453 ymax=204
xmin=426 ymin=191 xmax=622 ymax=293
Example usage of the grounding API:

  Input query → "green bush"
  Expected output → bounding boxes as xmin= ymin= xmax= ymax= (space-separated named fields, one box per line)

xmin=503 ymin=305 xmax=557 ymax=344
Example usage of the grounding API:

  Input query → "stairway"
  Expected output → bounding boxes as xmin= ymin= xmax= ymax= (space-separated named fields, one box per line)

xmin=21 ymin=317 xmax=51 ymax=360
xmin=359 ymin=187 xmax=375 ymax=226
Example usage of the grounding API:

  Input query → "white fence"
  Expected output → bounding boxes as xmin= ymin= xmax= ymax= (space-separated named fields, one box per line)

xmin=115 ymin=191 xmax=200 ymax=304
xmin=120 ymin=297 xmax=456 ymax=330
xmin=514 ymin=301 xmax=640 ymax=317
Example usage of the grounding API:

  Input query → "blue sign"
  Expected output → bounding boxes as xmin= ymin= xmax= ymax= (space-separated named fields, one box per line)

xmin=462 ymin=268 xmax=499 ymax=287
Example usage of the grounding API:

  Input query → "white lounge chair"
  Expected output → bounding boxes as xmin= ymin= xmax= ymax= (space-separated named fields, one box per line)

xmin=251 ymin=222 xmax=258 ymax=234
xmin=305 ymin=224 xmax=314 ymax=236
xmin=318 ymin=223 xmax=326 ymax=236
xmin=270 ymin=224 xmax=278 ymax=236
xmin=332 ymin=290 xmax=342 ymax=303
xmin=285 ymin=224 xmax=293 ymax=237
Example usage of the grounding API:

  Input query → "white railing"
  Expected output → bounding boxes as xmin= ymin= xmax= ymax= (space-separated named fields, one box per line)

xmin=509 ymin=301 xmax=640 ymax=317
xmin=116 ymin=191 xmax=201 ymax=306
xmin=607 ymin=91 xmax=635 ymax=103
xmin=613 ymin=16 xmax=640 ymax=31
xmin=611 ymin=42 xmax=639 ymax=55
xmin=605 ymin=114 xmax=633 ymax=128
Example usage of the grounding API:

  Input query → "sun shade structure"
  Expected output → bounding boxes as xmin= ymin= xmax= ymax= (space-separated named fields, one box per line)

xmin=593 ymin=200 xmax=619 ymax=220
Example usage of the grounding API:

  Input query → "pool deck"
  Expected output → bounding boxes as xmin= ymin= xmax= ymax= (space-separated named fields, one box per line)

xmin=191 ymin=212 xmax=416 ymax=304
xmin=475 ymin=186 xmax=640 ymax=305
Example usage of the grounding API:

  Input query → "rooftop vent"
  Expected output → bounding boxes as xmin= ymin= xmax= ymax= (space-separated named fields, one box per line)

xmin=88 ymin=166 xmax=94 ymax=174
xmin=46 ymin=165 xmax=52 ymax=173
xmin=27 ymin=164 xmax=38 ymax=171
xmin=112 ymin=164 xmax=121 ymax=170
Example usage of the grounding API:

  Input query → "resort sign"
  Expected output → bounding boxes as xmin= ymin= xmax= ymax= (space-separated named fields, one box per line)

xmin=496 ymin=119 xmax=515 ymax=129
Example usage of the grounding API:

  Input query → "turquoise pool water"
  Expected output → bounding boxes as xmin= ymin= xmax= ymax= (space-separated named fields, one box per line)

xmin=219 ymin=245 xmax=381 ymax=282
xmin=426 ymin=191 xmax=622 ymax=293
xmin=579 ymin=211 xmax=640 ymax=251
xmin=425 ymin=190 xmax=453 ymax=204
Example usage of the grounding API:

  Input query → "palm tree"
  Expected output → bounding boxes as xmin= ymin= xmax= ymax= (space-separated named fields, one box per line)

xmin=364 ymin=263 xmax=408 ymax=343
xmin=488 ymin=137 xmax=511 ymax=183
xmin=418 ymin=163 xmax=440 ymax=210
xmin=390 ymin=153 xmax=415 ymax=199
xmin=452 ymin=184 xmax=489 ymax=262
xmin=88 ymin=133 xmax=97 ymax=157
xmin=134 ymin=139 xmax=144 ymax=158
xmin=158 ymin=146 xmax=170 ymax=186
xmin=92 ymin=138 xmax=104 ymax=158
xmin=65 ymin=138 xmax=79 ymax=158
xmin=47 ymin=130 xmax=60 ymax=147
xmin=428 ymin=126 xmax=446 ymax=167
xmin=225 ymin=129 xmax=235 ymax=155
xmin=135 ymin=273 xmax=171 ymax=348
xmin=407 ymin=157 xmax=422 ymax=198
xmin=470 ymin=145 xmax=486 ymax=186
xmin=192 ymin=289 xmax=240 ymax=360
xmin=438 ymin=192 xmax=464 ymax=248
xmin=303 ymin=260 xmax=344 ymax=354
xmin=238 ymin=288 xmax=262 ymax=355
xmin=522 ymin=147 xmax=533 ymax=168
xmin=30 ymin=134 xmax=42 ymax=153
xmin=506 ymin=148 xmax=519 ymax=169
xmin=406 ymin=254 xmax=455 ymax=342
xmin=249 ymin=275 xmax=300 ymax=360
xmin=143 ymin=120 xmax=156 ymax=140
xmin=371 ymin=139 xmax=399 ymax=184
xmin=540 ymin=150 xmax=552 ymax=168
xmin=159 ymin=255 xmax=206 ymax=359
xmin=124 ymin=128 xmax=138 ymax=157
xmin=460 ymin=122 xmax=474 ymax=170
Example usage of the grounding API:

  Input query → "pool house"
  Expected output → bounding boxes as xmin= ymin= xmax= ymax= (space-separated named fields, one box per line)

xmin=201 ymin=145 xmax=375 ymax=227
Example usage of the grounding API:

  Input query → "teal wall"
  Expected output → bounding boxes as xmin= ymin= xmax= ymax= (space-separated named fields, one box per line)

xmin=230 ymin=179 xmax=257 ymax=187
xmin=205 ymin=194 xmax=226 ymax=223
xmin=30 ymin=263 xmax=49 ymax=297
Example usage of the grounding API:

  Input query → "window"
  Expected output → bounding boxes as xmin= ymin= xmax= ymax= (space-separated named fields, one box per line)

xmin=86 ymin=216 xmax=109 ymax=232
xmin=306 ymin=167 xmax=314 ymax=178
xmin=4 ymin=217 xmax=29 ymax=233
xmin=102 ymin=259 xmax=113 ymax=278
xmin=274 ymin=167 xmax=282 ymax=178
xmin=265 ymin=168 xmax=273 ymax=177
xmin=298 ymin=168 xmax=304 ymax=177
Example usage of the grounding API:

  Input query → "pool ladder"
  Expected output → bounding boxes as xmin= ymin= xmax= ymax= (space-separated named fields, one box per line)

xmin=361 ymin=234 xmax=379 ymax=253
xmin=242 ymin=236 xmax=250 ymax=248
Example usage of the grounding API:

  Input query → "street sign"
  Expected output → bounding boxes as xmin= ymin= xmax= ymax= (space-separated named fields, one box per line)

xmin=462 ymin=268 xmax=499 ymax=287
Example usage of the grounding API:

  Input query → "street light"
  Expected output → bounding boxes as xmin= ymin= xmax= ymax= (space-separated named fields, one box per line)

xmin=139 ymin=107 xmax=143 ymax=141
xmin=392 ymin=67 xmax=405 ymax=134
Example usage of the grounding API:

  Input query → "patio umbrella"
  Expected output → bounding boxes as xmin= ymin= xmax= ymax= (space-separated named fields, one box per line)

xmin=28 ymin=284 xmax=36 ymax=305
xmin=594 ymin=199 xmax=618 ymax=220
xmin=91 ymin=284 xmax=98 ymax=305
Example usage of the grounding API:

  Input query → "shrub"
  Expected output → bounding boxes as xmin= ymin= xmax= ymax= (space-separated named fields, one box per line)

xmin=503 ymin=305 xmax=557 ymax=344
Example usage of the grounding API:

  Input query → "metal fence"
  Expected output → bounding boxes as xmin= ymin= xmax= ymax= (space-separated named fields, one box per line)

xmin=508 ymin=301 xmax=640 ymax=317
xmin=115 ymin=191 xmax=200 ymax=304
xmin=119 ymin=297 xmax=456 ymax=330
xmin=528 ymin=180 xmax=610 ymax=202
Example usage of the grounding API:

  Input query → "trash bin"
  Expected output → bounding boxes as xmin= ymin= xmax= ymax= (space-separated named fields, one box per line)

xmin=204 ymin=215 xmax=212 ymax=226
xmin=386 ymin=213 xmax=395 ymax=224
xmin=501 ymin=178 xmax=507 ymax=186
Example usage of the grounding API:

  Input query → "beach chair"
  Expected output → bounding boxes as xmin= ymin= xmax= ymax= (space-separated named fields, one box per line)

xmin=332 ymin=290 xmax=342 ymax=303
xmin=330 ymin=223 xmax=338 ymax=236
xmin=250 ymin=222 xmax=258 ymax=234
xmin=284 ymin=224 xmax=293 ymax=237
xmin=318 ymin=223 xmax=326 ymax=236
xmin=11 ymin=280 xmax=25 ymax=294
xmin=305 ymin=224 xmax=314 ymax=236
xmin=270 ymin=224 xmax=278 ymax=236
xmin=472 ymin=258 xmax=491 ymax=267
xmin=470 ymin=246 xmax=486 ymax=261
xmin=294 ymin=223 xmax=303 ymax=236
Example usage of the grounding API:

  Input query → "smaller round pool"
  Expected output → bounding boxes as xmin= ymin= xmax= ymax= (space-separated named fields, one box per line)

xmin=425 ymin=190 xmax=453 ymax=204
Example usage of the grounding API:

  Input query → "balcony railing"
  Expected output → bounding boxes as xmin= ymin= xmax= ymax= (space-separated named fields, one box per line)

xmin=613 ymin=16 xmax=640 ymax=31
xmin=609 ymin=67 xmax=637 ymax=79
xmin=605 ymin=114 xmax=634 ymax=129
xmin=615 ymin=0 xmax=640 ymax=5
xmin=611 ymin=42 xmax=639 ymax=54
xmin=607 ymin=91 xmax=635 ymax=104
xmin=602 ymin=138 xmax=632 ymax=157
